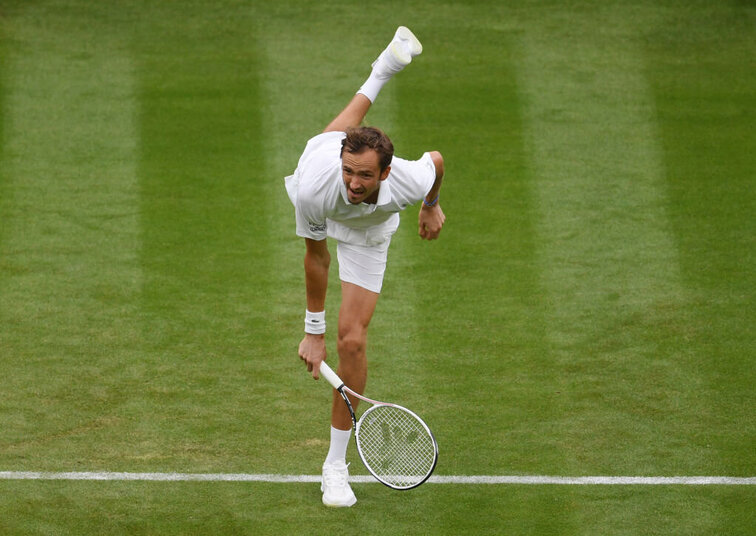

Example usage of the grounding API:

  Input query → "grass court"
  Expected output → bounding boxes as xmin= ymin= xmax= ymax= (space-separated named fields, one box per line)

xmin=0 ymin=0 xmax=754 ymax=534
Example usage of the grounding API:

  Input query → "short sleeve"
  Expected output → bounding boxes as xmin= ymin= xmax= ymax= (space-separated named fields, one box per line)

xmin=384 ymin=152 xmax=437 ymax=208
xmin=290 ymin=132 xmax=346 ymax=241
xmin=294 ymin=185 xmax=328 ymax=241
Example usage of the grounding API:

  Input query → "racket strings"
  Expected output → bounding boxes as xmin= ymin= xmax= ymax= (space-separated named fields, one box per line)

xmin=356 ymin=405 xmax=436 ymax=489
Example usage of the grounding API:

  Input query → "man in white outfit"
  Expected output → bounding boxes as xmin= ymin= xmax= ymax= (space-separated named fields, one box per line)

xmin=285 ymin=26 xmax=446 ymax=507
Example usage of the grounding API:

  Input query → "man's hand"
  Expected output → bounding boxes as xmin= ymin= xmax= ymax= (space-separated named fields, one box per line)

xmin=298 ymin=333 xmax=327 ymax=379
xmin=418 ymin=203 xmax=445 ymax=240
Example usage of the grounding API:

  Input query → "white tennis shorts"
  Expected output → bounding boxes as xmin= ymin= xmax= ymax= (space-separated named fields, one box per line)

xmin=336 ymin=239 xmax=391 ymax=294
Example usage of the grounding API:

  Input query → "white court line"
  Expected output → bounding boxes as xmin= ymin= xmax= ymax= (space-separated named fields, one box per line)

xmin=0 ymin=472 xmax=753 ymax=485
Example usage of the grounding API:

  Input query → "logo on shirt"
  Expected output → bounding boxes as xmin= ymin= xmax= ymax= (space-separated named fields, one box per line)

xmin=309 ymin=221 xmax=326 ymax=233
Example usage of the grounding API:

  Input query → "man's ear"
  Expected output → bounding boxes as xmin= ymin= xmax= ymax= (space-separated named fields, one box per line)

xmin=379 ymin=165 xmax=391 ymax=181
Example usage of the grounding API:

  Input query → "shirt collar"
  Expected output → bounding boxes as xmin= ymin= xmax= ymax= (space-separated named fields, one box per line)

xmin=339 ymin=180 xmax=350 ymax=204
xmin=375 ymin=178 xmax=392 ymax=206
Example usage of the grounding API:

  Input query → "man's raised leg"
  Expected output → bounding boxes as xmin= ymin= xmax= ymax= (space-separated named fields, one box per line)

xmin=358 ymin=26 xmax=422 ymax=102
xmin=322 ymin=26 xmax=422 ymax=134
xmin=323 ymin=94 xmax=372 ymax=133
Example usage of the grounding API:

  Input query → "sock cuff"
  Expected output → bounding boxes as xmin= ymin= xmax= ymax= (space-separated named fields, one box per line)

xmin=324 ymin=426 xmax=352 ymax=464
xmin=357 ymin=71 xmax=387 ymax=103
xmin=330 ymin=426 xmax=352 ymax=439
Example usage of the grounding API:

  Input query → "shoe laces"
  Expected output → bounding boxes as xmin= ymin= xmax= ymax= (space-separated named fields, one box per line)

xmin=323 ymin=462 xmax=350 ymax=488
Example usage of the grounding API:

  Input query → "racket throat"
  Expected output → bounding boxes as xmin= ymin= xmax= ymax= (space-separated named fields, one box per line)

xmin=337 ymin=388 xmax=358 ymax=428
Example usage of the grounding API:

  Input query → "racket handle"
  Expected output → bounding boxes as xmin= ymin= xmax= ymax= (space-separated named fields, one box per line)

xmin=318 ymin=361 xmax=344 ymax=390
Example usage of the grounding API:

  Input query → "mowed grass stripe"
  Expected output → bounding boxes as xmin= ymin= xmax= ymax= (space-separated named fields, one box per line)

xmin=513 ymin=5 xmax=692 ymax=475
xmin=0 ymin=4 xmax=141 ymax=457
xmin=136 ymin=8 xmax=268 ymax=351
xmin=389 ymin=12 xmax=550 ymax=479
xmin=0 ymin=16 xmax=9 ymax=252
xmin=645 ymin=4 xmax=756 ymax=478
xmin=253 ymin=11 xmax=373 ymax=472
xmin=515 ymin=6 xmax=682 ymax=348
xmin=131 ymin=5 xmax=298 ymax=471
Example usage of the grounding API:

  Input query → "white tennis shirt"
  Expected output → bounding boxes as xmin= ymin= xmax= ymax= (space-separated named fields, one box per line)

xmin=285 ymin=131 xmax=436 ymax=247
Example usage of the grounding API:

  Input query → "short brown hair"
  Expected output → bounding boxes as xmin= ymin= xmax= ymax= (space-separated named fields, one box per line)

xmin=340 ymin=126 xmax=394 ymax=171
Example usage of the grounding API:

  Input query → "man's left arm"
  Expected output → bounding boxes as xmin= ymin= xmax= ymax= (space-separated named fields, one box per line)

xmin=418 ymin=151 xmax=445 ymax=241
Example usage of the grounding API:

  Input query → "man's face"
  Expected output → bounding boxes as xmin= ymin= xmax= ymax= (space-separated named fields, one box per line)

xmin=341 ymin=149 xmax=390 ymax=205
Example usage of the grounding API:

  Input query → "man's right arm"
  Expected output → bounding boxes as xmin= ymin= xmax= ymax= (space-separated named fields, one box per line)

xmin=304 ymin=238 xmax=330 ymax=311
xmin=299 ymin=238 xmax=330 ymax=379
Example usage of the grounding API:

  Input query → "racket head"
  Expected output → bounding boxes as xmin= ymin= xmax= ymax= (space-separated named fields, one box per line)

xmin=354 ymin=403 xmax=438 ymax=490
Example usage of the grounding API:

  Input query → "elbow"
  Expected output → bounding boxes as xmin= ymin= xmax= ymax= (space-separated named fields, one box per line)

xmin=429 ymin=151 xmax=444 ymax=180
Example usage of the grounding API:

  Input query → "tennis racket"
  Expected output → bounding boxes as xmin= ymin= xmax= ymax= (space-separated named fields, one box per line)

xmin=317 ymin=361 xmax=438 ymax=490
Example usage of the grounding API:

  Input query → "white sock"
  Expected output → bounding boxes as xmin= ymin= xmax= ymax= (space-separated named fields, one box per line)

xmin=324 ymin=426 xmax=352 ymax=465
xmin=357 ymin=70 xmax=389 ymax=103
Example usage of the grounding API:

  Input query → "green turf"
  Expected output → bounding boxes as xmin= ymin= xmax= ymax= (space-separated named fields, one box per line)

xmin=0 ymin=481 xmax=752 ymax=535
xmin=0 ymin=0 xmax=754 ymax=534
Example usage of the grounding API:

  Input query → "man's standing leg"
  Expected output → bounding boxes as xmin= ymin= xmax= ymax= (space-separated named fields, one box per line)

xmin=320 ymin=282 xmax=379 ymax=507
xmin=333 ymin=282 xmax=380 ymax=427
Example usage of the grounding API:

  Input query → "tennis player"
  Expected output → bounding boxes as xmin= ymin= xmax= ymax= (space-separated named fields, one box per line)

xmin=285 ymin=26 xmax=445 ymax=507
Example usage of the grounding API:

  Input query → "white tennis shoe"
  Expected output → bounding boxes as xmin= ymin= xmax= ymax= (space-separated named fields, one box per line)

xmin=371 ymin=26 xmax=423 ymax=79
xmin=321 ymin=461 xmax=357 ymax=507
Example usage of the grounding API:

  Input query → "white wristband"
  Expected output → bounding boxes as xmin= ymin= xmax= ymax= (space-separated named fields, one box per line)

xmin=305 ymin=309 xmax=326 ymax=334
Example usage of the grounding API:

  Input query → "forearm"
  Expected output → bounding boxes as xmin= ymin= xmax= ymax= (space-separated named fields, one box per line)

xmin=418 ymin=151 xmax=446 ymax=240
xmin=304 ymin=241 xmax=330 ymax=312
xmin=423 ymin=177 xmax=442 ymax=208
xmin=301 ymin=239 xmax=330 ymax=378
xmin=423 ymin=150 xmax=444 ymax=206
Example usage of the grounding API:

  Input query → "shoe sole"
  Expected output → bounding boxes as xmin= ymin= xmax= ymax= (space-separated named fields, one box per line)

xmin=387 ymin=42 xmax=411 ymax=66
xmin=394 ymin=26 xmax=423 ymax=57
xmin=322 ymin=496 xmax=357 ymax=507
xmin=371 ymin=26 xmax=423 ymax=72
xmin=321 ymin=481 xmax=357 ymax=507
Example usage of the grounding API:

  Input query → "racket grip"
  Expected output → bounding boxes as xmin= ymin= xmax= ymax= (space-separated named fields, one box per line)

xmin=318 ymin=361 xmax=344 ymax=390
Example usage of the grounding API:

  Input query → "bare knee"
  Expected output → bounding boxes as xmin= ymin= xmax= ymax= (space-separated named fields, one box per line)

xmin=336 ymin=328 xmax=368 ymax=393
xmin=337 ymin=330 xmax=366 ymax=361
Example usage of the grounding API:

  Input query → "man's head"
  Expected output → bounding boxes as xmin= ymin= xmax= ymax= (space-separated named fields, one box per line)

xmin=340 ymin=126 xmax=393 ymax=205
